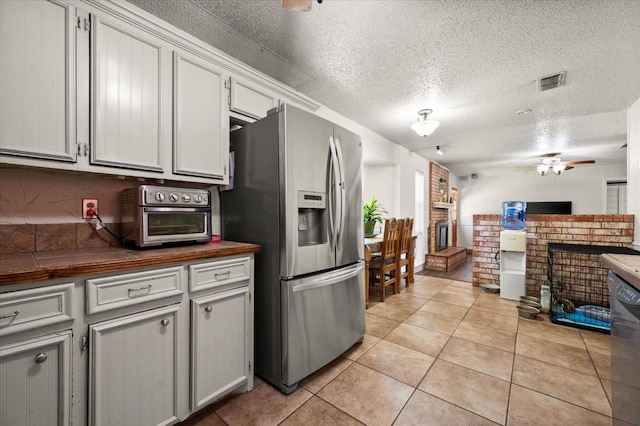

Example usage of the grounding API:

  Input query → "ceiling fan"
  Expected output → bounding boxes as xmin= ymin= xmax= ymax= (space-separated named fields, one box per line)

xmin=282 ymin=0 xmax=319 ymax=12
xmin=530 ymin=153 xmax=596 ymax=176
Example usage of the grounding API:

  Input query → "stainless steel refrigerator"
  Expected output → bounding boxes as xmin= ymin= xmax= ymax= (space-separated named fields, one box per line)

xmin=221 ymin=104 xmax=365 ymax=394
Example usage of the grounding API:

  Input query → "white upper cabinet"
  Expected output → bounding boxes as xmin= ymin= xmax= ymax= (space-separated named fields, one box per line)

xmin=0 ymin=0 xmax=76 ymax=162
xmin=174 ymin=51 xmax=229 ymax=181
xmin=91 ymin=14 xmax=166 ymax=172
xmin=0 ymin=0 xmax=318 ymax=183
xmin=229 ymin=76 xmax=278 ymax=120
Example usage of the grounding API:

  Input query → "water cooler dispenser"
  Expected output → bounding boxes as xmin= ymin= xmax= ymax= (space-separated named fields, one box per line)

xmin=499 ymin=201 xmax=527 ymax=300
xmin=499 ymin=231 xmax=527 ymax=300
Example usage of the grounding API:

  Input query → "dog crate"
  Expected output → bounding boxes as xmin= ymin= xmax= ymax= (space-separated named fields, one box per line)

xmin=547 ymin=243 xmax=639 ymax=333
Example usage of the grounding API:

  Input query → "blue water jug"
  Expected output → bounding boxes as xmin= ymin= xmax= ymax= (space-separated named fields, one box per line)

xmin=501 ymin=201 xmax=527 ymax=230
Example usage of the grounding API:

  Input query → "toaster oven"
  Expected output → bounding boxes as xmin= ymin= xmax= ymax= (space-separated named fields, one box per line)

xmin=121 ymin=185 xmax=212 ymax=247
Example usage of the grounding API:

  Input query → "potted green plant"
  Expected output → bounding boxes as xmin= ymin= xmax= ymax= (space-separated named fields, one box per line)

xmin=363 ymin=196 xmax=387 ymax=237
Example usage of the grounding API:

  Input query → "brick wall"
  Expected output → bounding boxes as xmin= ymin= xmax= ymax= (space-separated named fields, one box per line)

xmin=472 ymin=214 xmax=635 ymax=297
xmin=429 ymin=163 xmax=449 ymax=253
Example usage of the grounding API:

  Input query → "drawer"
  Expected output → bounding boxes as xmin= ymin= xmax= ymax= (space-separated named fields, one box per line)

xmin=0 ymin=283 xmax=74 ymax=336
xmin=86 ymin=267 xmax=183 ymax=314
xmin=189 ymin=256 xmax=251 ymax=292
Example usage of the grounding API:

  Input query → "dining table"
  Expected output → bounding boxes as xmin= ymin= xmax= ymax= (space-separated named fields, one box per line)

xmin=364 ymin=236 xmax=416 ymax=308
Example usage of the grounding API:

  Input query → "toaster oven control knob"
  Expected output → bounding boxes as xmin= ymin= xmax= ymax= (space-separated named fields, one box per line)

xmin=182 ymin=194 xmax=191 ymax=203
xmin=155 ymin=192 xmax=165 ymax=202
xmin=194 ymin=194 xmax=203 ymax=203
xmin=169 ymin=193 xmax=179 ymax=202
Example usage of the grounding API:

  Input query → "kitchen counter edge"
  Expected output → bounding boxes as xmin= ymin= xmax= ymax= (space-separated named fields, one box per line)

xmin=601 ymin=253 xmax=640 ymax=289
xmin=0 ymin=241 xmax=261 ymax=286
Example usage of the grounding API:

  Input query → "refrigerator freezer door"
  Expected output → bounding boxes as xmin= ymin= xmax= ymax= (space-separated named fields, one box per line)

xmin=281 ymin=105 xmax=336 ymax=278
xmin=333 ymin=125 xmax=364 ymax=267
xmin=281 ymin=263 xmax=365 ymax=392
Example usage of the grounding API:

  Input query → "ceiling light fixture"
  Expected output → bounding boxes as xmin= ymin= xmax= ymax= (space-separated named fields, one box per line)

xmin=436 ymin=146 xmax=445 ymax=156
xmin=537 ymin=157 xmax=567 ymax=176
xmin=552 ymin=164 xmax=566 ymax=175
xmin=537 ymin=165 xmax=550 ymax=176
xmin=411 ymin=109 xmax=440 ymax=137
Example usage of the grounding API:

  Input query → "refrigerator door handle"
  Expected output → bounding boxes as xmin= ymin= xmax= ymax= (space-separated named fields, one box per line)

xmin=334 ymin=137 xmax=346 ymax=246
xmin=328 ymin=136 xmax=341 ymax=251
xmin=291 ymin=263 xmax=364 ymax=293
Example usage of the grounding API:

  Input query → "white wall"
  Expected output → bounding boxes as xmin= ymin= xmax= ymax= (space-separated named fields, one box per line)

xmin=363 ymin=164 xmax=397 ymax=234
xmin=362 ymin=149 xmax=430 ymax=267
xmin=457 ymin=164 xmax=626 ymax=249
xmin=628 ymin=96 xmax=640 ymax=248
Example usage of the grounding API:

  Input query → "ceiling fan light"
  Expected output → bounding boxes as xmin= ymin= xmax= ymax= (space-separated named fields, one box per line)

xmin=552 ymin=164 xmax=566 ymax=175
xmin=411 ymin=109 xmax=440 ymax=137
xmin=537 ymin=165 xmax=550 ymax=176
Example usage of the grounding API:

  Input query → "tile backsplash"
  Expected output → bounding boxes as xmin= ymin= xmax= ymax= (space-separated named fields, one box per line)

xmin=0 ymin=166 xmax=222 ymax=253
xmin=0 ymin=222 xmax=123 ymax=253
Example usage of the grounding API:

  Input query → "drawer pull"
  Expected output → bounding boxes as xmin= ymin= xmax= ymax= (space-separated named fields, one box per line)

xmin=34 ymin=353 xmax=48 ymax=364
xmin=0 ymin=310 xmax=20 ymax=320
xmin=204 ymin=306 xmax=213 ymax=313
xmin=214 ymin=271 xmax=231 ymax=280
xmin=160 ymin=319 xmax=170 ymax=327
xmin=127 ymin=285 xmax=152 ymax=297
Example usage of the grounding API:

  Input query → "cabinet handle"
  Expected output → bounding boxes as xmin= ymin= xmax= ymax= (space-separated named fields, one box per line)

xmin=0 ymin=310 xmax=20 ymax=319
xmin=204 ymin=306 xmax=213 ymax=313
xmin=160 ymin=319 xmax=170 ymax=327
xmin=215 ymin=271 xmax=231 ymax=280
xmin=128 ymin=285 xmax=152 ymax=297
xmin=34 ymin=353 xmax=48 ymax=364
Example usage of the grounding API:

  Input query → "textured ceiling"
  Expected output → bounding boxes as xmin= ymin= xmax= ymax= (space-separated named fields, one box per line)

xmin=128 ymin=0 xmax=640 ymax=176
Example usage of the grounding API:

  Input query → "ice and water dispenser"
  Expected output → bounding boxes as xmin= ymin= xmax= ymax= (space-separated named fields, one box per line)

xmin=297 ymin=191 xmax=327 ymax=246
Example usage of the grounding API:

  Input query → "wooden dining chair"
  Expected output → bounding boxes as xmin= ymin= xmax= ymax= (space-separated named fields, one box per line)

xmin=369 ymin=218 xmax=401 ymax=302
xmin=397 ymin=217 xmax=414 ymax=289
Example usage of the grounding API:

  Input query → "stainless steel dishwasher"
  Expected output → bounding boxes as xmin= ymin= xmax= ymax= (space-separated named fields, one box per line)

xmin=608 ymin=270 xmax=640 ymax=425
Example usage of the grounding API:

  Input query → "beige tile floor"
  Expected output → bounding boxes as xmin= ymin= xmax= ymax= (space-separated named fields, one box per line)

xmin=183 ymin=276 xmax=612 ymax=426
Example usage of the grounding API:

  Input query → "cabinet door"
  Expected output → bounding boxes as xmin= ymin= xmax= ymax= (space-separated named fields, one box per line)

xmin=173 ymin=51 xmax=229 ymax=181
xmin=229 ymin=77 xmax=277 ymax=120
xmin=89 ymin=304 xmax=179 ymax=426
xmin=91 ymin=14 xmax=165 ymax=172
xmin=0 ymin=331 xmax=72 ymax=426
xmin=0 ymin=0 xmax=76 ymax=162
xmin=191 ymin=286 xmax=249 ymax=410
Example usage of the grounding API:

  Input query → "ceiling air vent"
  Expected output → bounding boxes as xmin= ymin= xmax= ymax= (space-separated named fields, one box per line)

xmin=538 ymin=71 xmax=566 ymax=92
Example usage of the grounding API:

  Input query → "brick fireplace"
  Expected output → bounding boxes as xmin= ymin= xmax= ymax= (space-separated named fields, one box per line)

xmin=429 ymin=162 xmax=449 ymax=253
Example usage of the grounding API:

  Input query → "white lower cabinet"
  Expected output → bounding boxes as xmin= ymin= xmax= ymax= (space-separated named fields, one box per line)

xmin=88 ymin=304 xmax=180 ymax=426
xmin=0 ymin=330 xmax=72 ymax=426
xmin=191 ymin=286 xmax=250 ymax=410
xmin=1 ymin=254 xmax=254 ymax=426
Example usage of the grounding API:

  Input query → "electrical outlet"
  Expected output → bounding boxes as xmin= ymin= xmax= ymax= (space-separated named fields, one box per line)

xmin=82 ymin=198 xmax=98 ymax=219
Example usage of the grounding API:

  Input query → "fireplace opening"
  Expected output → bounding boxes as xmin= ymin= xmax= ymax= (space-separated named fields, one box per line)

xmin=436 ymin=221 xmax=448 ymax=252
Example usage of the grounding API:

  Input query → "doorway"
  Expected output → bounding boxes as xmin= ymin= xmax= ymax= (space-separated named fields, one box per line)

xmin=451 ymin=187 xmax=458 ymax=247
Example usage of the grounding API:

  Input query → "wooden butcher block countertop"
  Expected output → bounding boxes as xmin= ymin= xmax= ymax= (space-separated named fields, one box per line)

xmin=0 ymin=241 xmax=260 ymax=286
xmin=601 ymin=253 xmax=640 ymax=289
